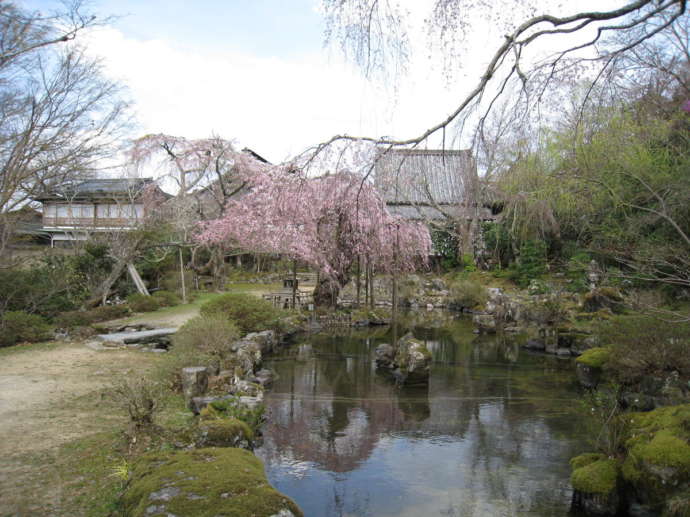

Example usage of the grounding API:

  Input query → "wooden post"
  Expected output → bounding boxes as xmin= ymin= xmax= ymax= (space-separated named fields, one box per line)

xmin=291 ymin=259 xmax=297 ymax=309
xmin=355 ymin=256 xmax=361 ymax=309
xmin=363 ymin=258 xmax=369 ymax=309
xmin=392 ymin=224 xmax=400 ymax=343
xmin=179 ymin=246 xmax=187 ymax=304
xmin=368 ymin=261 xmax=375 ymax=309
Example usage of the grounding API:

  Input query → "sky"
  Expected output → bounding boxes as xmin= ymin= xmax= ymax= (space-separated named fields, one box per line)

xmin=22 ymin=0 xmax=620 ymax=164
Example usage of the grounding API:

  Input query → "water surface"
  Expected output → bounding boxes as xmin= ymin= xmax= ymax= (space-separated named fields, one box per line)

xmin=256 ymin=313 xmax=588 ymax=517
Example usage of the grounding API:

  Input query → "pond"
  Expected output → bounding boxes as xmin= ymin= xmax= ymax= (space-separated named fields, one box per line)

xmin=255 ymin=312 xmax=590 ymax=517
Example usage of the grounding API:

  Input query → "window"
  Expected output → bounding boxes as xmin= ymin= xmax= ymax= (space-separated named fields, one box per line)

xmin=57 ymin=205 xmax=69 ymax=217
xmin=44 ymin=204 xmax=57 ymax=217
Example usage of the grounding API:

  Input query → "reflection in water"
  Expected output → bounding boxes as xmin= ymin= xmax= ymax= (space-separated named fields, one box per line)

xmin=256 ymin=314 xmax=586 ymax=517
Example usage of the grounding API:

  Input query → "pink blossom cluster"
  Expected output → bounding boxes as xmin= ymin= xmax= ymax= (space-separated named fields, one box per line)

xmin=197 ymin=164 xmax=432 ymax=282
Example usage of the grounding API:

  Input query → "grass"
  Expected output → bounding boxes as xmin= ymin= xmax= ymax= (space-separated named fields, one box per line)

xmin=0 ymin=338 xmax=62 ymax=357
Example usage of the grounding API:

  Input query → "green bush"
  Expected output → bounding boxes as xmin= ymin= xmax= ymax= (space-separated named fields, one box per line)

xmin=597 ymin=316 xmax=690 ymax=383
xmin=152 ymin=290 xmax=181 ymax=307
xmin=512 ymin=240 xmax=547 ymax=287
xmin=448 ymin=278 xmax=488 ymax=309
xmin=0 ymin=311 xmax=52 ymax=347
xmin=173 ymin=315 xmax=240 ymax=360
xmin=55 ymin=305 xmax=130 ymax=329
xmin=200 ymin=292 xmax=281 ymax=334
xmin=127 ymin=293 xmax=161 ymax=312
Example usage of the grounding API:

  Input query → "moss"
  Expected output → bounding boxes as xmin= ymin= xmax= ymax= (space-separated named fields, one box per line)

xmin=575 ymin=347 xmax=611 ymax=369
xmin=198 ymin=418 xmax=253 ymax=447
xmin=635 ymin=430 xmax=690 ymax=471
xmin=570 ymin=452 xmax=605 ymax=470
xmin=571 ymin=458 xmax=619 ymax=495
xmin=621 ymin=455 xmax=642 ymax=482
xmin=122 ymin=447 xmax=302 ymax=517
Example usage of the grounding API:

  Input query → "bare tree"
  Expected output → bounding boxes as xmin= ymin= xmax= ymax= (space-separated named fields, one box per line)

xmin=318 ymin=1 xmax=687 ymax=150
xmin=0 ymin=1 xmax=129 ymax=263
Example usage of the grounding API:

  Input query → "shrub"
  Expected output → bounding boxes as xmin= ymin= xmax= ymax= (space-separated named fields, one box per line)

xmin=597 ymin=316 xmax=690 ymax=383
xmin=524 ymin=296 xmax=571 ymax=325
xmin=54 ymin=310 xmax=91 ymax=329
xmin=0 ymin=311 xmax=52 ymax=347
xmin=55 ymin=305 xmax=130 ymax=329
xmin=111 ymin=377 xmax=164 ymax=431
xmin=126 ymin=293 xmax=161 ymax=312
xmin=152 ymin=290 xmax=181 ymax=307
xmin=512 ymin=240 xmax=547 ymax=287
xmin=448 ymin=278 xmax=488 ymax=309
xmin=173 ymin=315 xmax=240 ymax=360
xmin=200 ymin=292 xmax=281 ymax=334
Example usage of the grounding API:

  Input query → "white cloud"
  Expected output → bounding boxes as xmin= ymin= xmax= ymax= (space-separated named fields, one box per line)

xmin=84 ymin=0 xmax=625 ymax=166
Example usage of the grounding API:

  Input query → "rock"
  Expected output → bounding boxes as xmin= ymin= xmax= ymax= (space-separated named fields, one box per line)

xmin=570 ymin=454 xmax=620 ymax=515
xmin=524 ymin=339 xmax=545 ymax=351
xmin=430 ymin=278 xmax=446 ymax=291
xmin=472 ymin=313 xmax=496 ymax=333
xmin=374 ymin=343 xmax=396 ymax=369
xmin=97 ymin=327 xmax=177 ymax=345
xmin=556 ymin=347 xmax=572 ymax=357
xmin=238 ymin=395 xmax=263 ymax=409
xmin=620 ymin=392 xmax=656 ymax=411
xmin=583 ymin=287 xmax=624 ymax=313
xmin=121 ymin=448 xmax=302 ymax=517
xmin=234 ymin=341 xmax=262 ymax=377
xmin=243 ymin=330 xmax=276 ymax=354
xmin=251 ymin=369 xmax=275 ymax=388
xmin=196 ymin=417 xmax=253 ymax=449
xmin=392 ymin=334 xmax=431 ymax=387
xmin=208 ymin=371 xmax=233 ymax=393
xmin=232 ymin=380 xmax=263 ymax=397
xmin=576 ymin=363 xmax=602 ymax=389
xmin=189 ymin=396 xmax=224 ymax=416
xmin=181 ymin=367 xmax=209 ymax=410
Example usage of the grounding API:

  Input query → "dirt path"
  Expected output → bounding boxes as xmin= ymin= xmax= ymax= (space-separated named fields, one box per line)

xmin=0 ymin=341 xmax=156 ymax=515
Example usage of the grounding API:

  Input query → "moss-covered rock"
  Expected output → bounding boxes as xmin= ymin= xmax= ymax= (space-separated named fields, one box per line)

xmin=570 ymin=455 xmax=620 ymax=515
xmin=121 ymin=447 xmax=302 ymax=517
xmin=571 ymin=456 xmax=619 ymax=495
xmin=620 ymin=405 xmax=690 ymax=513
xmin=575 ymin=347 xmax=611 ymax=388
xmin=576 ymin=347 xmax=611 ymax=369
xmin=583 ymin=288 xmax=624 ymax=313
xmin=197 ymin=417 xmax=253 ymax=448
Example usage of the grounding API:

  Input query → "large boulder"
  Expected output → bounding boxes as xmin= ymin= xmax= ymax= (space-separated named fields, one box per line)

xmin=620 ymin=405 xmax=690 ymax=514
xmin=374 ymin=343 xmax=396 ymax=369
xmin=374 ymin=334 xmax=432 ymax=386
xmin=121 ymin=447 xmax=302 ymax=517
xmin=574 ymin=347 xmax=610 ymax=389
xmin=196 ymin=417 xmax=254 ymax=449
xmin=392 ymin=334 xmax=432 ymax=386
xmin=243 ymin=330 xmax=277 ymax=354
xmin=583 ymin=287 xmax=624 ymax=313
xmin=570 ymin=453 xmax=620 ymax=515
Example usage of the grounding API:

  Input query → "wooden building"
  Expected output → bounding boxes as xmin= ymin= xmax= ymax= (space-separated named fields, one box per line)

xmin=34 ymin=178 xmax=167 ymax=246
xmin=374 ymin=149 xmax=494 ymax=222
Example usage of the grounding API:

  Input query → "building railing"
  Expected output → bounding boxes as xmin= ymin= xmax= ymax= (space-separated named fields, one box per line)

xmin=42 ymin=216 xmax=138 ymax=228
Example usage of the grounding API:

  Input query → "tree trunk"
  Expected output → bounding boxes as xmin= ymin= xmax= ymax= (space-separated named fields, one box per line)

xmin=313 ymin=275 xmax=348 ymax=309
xmin=85 ymin=257 xmax=129 ymax=308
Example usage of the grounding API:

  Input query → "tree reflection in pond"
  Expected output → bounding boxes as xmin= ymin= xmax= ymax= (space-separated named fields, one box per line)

xmin=255 ymin=313 xmax=587 ymax=517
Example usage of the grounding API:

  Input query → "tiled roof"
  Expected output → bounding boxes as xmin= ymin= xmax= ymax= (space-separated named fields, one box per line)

xmin=34 ymin=178 xmax=159 ymax=201
xmin=374 ymin=149 xmax=476 ymax=206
